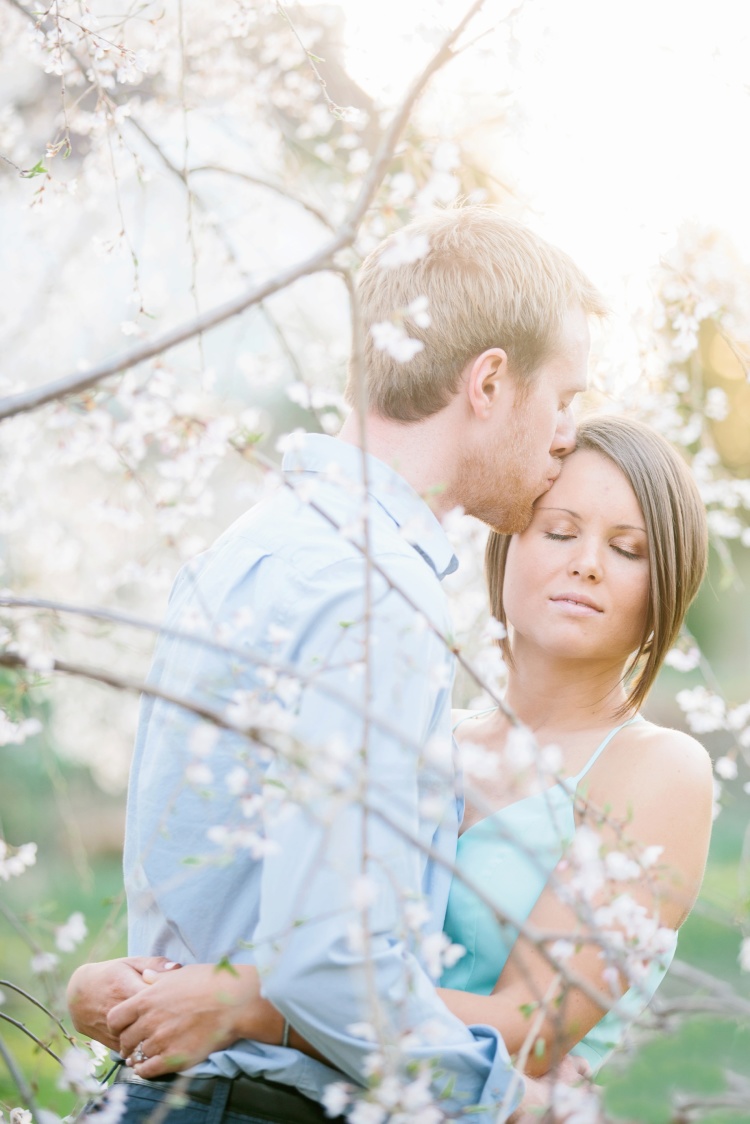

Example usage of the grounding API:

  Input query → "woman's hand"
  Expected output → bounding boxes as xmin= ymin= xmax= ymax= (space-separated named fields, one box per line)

xmin=107 ymin=962 xmax=284 ymax=1079
xmin=66 ymin=957 xmax=181 ymax=1050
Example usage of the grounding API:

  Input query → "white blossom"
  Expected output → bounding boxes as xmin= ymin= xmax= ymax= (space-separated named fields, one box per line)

xmin=550 ymin=939 xmax=576 ymax=962
xmin=0 ymin=712 xmax=42 ymax=746
xmin=551 ymin=1081 xmax=602 ymax=1124
xmin=55 ymin=911 xmax=87 ymax=953
xmin=406 ymin=296 xmax=431 ymax=328
xmin=189 ymin=724 xmax=219 ymax=758
xmin=186 ymin=761 xmax=214 ymax=786
xmin=739 ymin=938 xmax=750 ymax=973
xmin=275 ymin=429 xmax=307 ymax=454
xmin=378 ymin=231 xmax=430 ymax=270
xmin=664 ymin=647 xmax=701 ymax=672
xmin=57 ymin=1046 xmax=99 ymax=1094
xmin=31 ymin=951 xmax=59 ymax=974
xmin=0 ymin=840 xmax=37 ymax=881
xmin=676 ymin=687 xmax=726 ymax=733
xmin=420 ymin=932 xmax=465 ymax=978
xmin=321 ymin=1082 xmax=351 ymax=1117
xmin=351 ymin=875 xmax=379 ymax=910
xmin=404 ymin=899 xmax=432 ymax=931
xmin=348 ymin=1103 xmax=387 ymax=1124
xmin=370 ymin=321 xmax=424 ymax=363
xmin=568 ymin=826 xmax=605 ymax=900
xmin=90 ymin=1084 xmax=127 ymax=1124
xmin=715 ymin=756 xmax=738 ymax=780
xmin=604 ymin=851 xmax=641 ymax=881
xmin=460 ymin=739 xmax=500 ymax=779
xmin=641 ymin=845 xmax=664 ymax=869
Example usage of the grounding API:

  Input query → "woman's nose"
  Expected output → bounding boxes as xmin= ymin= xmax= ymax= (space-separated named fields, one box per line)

xmin=569 ymin=541 xmax=602 ymax=580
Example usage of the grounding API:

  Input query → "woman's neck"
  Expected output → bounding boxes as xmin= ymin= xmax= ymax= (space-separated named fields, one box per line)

xmin=504 ymin=644 xmax=632 ymax=734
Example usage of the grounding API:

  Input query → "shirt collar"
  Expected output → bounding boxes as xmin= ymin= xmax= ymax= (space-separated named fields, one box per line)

xmin=282 ymin=433 xmax=459 ymax=580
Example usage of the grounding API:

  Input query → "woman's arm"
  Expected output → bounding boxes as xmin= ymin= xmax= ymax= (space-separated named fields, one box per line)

xmin=438 ymin=727 xmax=713 ymax=1076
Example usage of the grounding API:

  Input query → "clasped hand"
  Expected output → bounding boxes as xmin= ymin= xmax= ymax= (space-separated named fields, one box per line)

xmin=67 ymin=957 xmax=281 ymax=1079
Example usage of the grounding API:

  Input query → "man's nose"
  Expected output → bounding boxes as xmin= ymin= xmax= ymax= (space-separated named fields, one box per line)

xmin=551 ymin=408 xmax=576 ymax=458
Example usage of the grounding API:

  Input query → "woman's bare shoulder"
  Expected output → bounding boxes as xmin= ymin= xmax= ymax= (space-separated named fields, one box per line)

xmin=593 ymin=719 xmax=715 ymax=809
xmin=622 ymin=718 xmax=713 ymax=779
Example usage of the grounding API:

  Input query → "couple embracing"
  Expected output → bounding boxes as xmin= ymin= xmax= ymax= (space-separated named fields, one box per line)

xmin=69 ymin=207 xmax=713 ymax=1123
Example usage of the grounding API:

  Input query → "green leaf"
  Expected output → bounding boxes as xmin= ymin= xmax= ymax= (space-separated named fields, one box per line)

xmin=215 ymin=956 xmax=239 ymax=977
xmin=23 ymin=160 xmax=48 ymax=179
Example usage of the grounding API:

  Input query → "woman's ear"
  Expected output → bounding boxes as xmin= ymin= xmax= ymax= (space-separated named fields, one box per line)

xmin=465 ymin=348 xmax=511 ymax=419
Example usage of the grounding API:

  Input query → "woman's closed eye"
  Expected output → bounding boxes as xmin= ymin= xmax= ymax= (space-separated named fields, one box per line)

xmin=544 ymin=531 xmax=575 ymax=542
xmin=612 ymin=543 xmax=642 ymax=560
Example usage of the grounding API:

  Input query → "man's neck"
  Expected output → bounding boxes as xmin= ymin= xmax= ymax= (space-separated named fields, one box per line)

xmin=338 ymin=410 xmax=458 ymax=518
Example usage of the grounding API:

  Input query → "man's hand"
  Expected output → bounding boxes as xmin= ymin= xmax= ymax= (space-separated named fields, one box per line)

xmin=107 ymin=962 xmax=283 ymax=1079
xmin=66 ymin=957 xmax=180 ymax=1051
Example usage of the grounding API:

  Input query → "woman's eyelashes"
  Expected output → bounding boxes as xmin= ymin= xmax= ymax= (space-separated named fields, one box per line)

xmin=542 ymin=530 xmax=644 ymax=560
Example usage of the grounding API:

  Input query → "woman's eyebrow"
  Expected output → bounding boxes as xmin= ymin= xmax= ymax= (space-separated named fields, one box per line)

xmin=536 ymin=507 xmax=646 ymax=533
xmin=535 ymin=506 xmax=579 ymax=517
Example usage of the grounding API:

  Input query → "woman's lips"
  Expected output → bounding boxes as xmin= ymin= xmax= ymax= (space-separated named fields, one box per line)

xmin=549 ymin=593 xmax=603 ymax=614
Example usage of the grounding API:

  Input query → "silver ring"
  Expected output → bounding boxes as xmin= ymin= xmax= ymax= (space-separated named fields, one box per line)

xmin=133 ymin=1042 xmax=149 ymax=1064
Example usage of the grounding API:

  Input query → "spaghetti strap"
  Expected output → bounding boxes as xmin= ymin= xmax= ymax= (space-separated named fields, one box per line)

xmin=571 ymin=714 xmax=644 ymax=784
xmin=452 ymin=706 xmax=498 ymax=733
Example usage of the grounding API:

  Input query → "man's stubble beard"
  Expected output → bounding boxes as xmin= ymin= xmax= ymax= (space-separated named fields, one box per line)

xmin=452 ymin=430 xmax=541 ymax=536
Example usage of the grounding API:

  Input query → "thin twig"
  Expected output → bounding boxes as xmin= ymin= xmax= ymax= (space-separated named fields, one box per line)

xmin=0 ymin=979 xmax=76 ymax=1043
xmin=0 ymin=1031 xmax=44 ymax=1117
xmin=0 ymin=1012 xmax=64 ymax=1065
xmin=188 ymin=165 xmax=335 ymax=231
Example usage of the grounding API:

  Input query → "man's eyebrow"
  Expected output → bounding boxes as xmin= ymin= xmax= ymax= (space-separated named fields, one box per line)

xmin=536 ymin=506 xmax=646 ymax=533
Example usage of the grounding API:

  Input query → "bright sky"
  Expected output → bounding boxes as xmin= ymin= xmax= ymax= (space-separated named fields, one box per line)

xmin=325 ymin=0 xmax=750 ymax=327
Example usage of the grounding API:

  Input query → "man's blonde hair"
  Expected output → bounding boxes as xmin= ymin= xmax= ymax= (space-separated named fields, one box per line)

xmin=346 ymin=205 xmax=607 ymax=423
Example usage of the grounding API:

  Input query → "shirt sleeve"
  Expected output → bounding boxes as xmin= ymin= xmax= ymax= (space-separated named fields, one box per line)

xmin=252 ymin=554 xmax=522 ymax=1118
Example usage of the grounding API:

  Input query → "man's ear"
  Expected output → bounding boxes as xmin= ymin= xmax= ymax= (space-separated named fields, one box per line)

xmin=464 ymin=348 xmax=511 ymax=419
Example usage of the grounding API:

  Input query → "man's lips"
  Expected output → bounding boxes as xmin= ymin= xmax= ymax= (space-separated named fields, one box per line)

xmin=549 ymin=592 xmax=604 ymax=613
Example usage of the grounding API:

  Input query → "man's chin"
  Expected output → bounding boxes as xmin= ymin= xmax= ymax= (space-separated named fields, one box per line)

xmin=489 ymin=503 xmax=534 ymax=536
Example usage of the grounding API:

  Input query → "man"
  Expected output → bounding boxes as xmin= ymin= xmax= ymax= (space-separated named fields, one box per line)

xmin=69 ymin=205 xmax=605 ymax=1122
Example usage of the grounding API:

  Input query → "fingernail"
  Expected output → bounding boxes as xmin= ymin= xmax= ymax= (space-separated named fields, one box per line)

xmin=164 ymin=961 xmax=178 ymax=969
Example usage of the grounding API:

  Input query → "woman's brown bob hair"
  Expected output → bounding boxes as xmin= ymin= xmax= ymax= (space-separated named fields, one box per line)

xmin=485 ymin=415 xmax=709 ymax=716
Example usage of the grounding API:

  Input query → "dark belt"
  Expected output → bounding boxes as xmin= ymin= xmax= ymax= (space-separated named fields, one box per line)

xmin=114 ymin=1068 xmax=347 ymax=1123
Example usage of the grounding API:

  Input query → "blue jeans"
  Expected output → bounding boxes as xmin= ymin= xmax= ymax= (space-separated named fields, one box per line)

xmin=83 ymin=1078 xmax=337 ymax=1124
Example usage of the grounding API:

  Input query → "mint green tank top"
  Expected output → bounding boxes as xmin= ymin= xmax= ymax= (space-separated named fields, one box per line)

xmin=441 ymin=714 xmax=674 ymax=1070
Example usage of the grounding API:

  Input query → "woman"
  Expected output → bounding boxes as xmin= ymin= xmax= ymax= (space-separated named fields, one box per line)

xmin=70 ymin=415 xmax=713 ymax=1090
xmin=436 ymin=413 xmax=712 ymax=1075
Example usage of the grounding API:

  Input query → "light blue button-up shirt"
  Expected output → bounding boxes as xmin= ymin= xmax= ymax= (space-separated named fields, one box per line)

xmin=124 ymin=434 xmax=520 ymax=1117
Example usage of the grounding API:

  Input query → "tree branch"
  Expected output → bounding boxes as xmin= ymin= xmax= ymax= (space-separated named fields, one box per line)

xmin=0 ymin=247 xmax=337 ymax=420
xmin=0 ymin=1012 xmax=63 ymax=1065
xmin=0 ymin=979 xmax=76 ymax=1045
xmin=0 ymin=1031 xmax=44 ymax=1118
xmin=188 ymin=164 xmax=335 ymax=232
xmin=0 ymin=0 xmax=489 ymax=420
